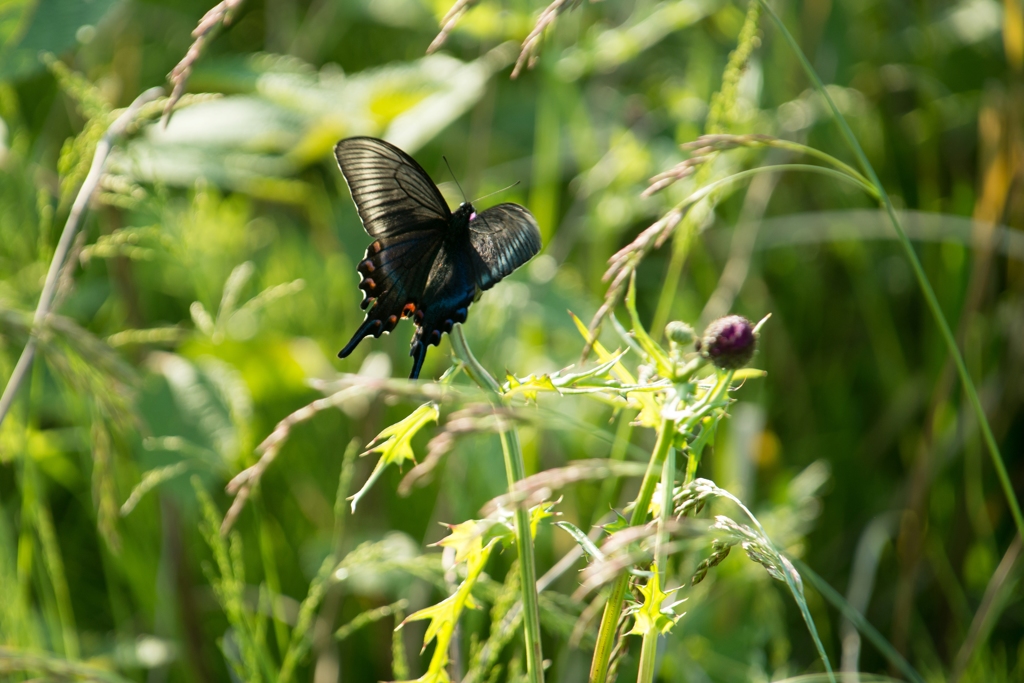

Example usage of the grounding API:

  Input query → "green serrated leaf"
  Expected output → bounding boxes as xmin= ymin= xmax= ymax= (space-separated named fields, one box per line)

xmin=435 ymin=518 xmax=502 ymax=565
xmin=529 ymin=499 xmax=558 ymax=537
xmin=400 ymin=534 xmax=496 ymax=682
xmin=628 ymin=563 xmax=683 ymax=636
xmin=349 ymin=402 xmax=440 ymax=512
xmin=625 ymin=273 xmax=672 ymax=377
xmin=570 ymin=311 xmax=661 ymax=427
xmin=603 ymin=509 xmax=631 ymax=533
xmin=502 ymin=372 xmax=558 ymax=401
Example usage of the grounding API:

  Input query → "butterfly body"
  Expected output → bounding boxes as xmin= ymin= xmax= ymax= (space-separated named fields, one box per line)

xmin=334 ymin=137 xmax=541 ymax=379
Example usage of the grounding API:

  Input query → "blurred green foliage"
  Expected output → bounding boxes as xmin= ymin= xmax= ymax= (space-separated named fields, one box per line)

xmin=0 ymin=0 xmax=1022 ymax=680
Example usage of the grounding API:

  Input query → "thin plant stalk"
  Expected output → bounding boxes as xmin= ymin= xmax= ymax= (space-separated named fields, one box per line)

xmin=793 ymin=558 xmax=926 ymax=683
xmin=636 ymin=446 xmax=677 ymax=683
xmin=636 ymin=628 xmax=659 ymax=683
xmin=655 ymin=447 xmax=675 ymax=576
xmin=759 ymin=0 xmax=1024 ymax=543
xmin=708 ymin=480 xmax=835 ymax=681
xmin=449 ymin=324 xmax=544 ymax=683
xmin=680 ymin=164 xmax=877 ymax=211
xmin=589 ymin=416 xmax=677 ymax=683
xmin=0 ymin=87 xmax=163 ymax=430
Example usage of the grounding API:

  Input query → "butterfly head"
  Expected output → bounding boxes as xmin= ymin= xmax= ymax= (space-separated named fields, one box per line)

xmin=452 ymin=202 xmax=477 ymax=230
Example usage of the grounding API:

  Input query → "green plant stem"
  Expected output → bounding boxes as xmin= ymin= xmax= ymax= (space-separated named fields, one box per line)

xmin=449 ymin=324 xmax=544 ymax=683
xmin=636 ymin=446 xmax=676 ymax=683
xmin=709 ymin=482 xmax=835 ymax=681
xmin=684 ymin=444 xmax=699 ymax=484
xmin=655 ymin=447 xmax=675 ymax=574
xmin=759 ymin=0 xmax=1024 ymax=543
xmin=589 ymin=416 xmax=676 ymax=683
xmin=636 ymin=628 xmax=659 ymax=683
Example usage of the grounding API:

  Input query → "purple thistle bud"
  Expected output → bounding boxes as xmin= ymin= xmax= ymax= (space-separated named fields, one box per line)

xmin=700 ymin=315 xmax=756 ymax=370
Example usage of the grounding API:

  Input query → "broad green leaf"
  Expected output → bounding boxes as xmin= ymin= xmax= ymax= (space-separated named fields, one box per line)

xmin=0 ymin=0 xmax=117 ymax=79
xmin=111 ymin=50 xmax=511 ymax=196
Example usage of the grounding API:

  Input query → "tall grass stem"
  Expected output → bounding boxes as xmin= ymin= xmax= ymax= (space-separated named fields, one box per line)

xmin=758 ymin=0 xmax=1024 ymax=542
xmin=636 ymin=446 xmax=677 ymax=683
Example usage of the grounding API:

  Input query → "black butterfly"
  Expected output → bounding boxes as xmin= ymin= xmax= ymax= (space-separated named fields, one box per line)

xmin=334 ymin=137 xmax=542 ymax=379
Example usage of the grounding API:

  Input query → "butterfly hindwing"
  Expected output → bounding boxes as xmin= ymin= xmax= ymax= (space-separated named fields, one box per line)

xmin=408 ymin=242 xmax=478 ymax=379
xmin=469 ymin=203 xmax=542 ymax=290
xmin=338 ymin=230 xmax=444 ymax=359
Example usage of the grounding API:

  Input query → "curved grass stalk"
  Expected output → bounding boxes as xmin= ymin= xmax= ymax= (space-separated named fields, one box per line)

xmin=449 ymin=324 xmax=544 ymax=683
xmin=758 ymin=0 xmax=1024 ymax=543
xmin=793 ymin=558 xmax=926 ymax=683
xmin=709 ymin=484 xmax=836 ymax=682
xmin=682 ymin=164 xmax=878 ymax=213
xmin=0 ymin=87 xmax=163 ymax=431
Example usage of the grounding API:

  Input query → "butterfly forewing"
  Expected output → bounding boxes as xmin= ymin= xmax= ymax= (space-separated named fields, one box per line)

xmin=335 ymin=137 xmax=451 ymax=236
xmin=469 ymin=203 xmax=543 ymax=290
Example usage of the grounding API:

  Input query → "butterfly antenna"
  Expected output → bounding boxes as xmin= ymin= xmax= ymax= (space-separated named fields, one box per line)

xmin=443 ymin=156 xmax=469 ymax=204
xmin=471 ymin=180 xmax=521 ymax=205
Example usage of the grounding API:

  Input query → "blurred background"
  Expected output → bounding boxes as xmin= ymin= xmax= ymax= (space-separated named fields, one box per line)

xmin=0 ymin=0 xmax=1022 ymax=680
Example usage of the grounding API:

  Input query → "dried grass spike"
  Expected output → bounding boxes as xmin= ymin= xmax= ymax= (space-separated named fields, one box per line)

xmin=162 ymin=0 xmax=245 ymax=127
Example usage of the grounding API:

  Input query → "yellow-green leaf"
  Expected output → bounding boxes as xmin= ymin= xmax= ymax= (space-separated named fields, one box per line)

xmin=571 ymin=312 xmax=661 ymax=427
xmin=625 ymin=273 xmax=672 ymax=378
xmin=629 ymin=564 xmax=682 ymax=636
xmin=349 ymin=402 xmax=439 ymax=512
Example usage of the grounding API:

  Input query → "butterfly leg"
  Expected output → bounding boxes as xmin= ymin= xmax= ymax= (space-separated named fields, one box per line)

xmin=408 ymin=339 xmax=429 ymax=380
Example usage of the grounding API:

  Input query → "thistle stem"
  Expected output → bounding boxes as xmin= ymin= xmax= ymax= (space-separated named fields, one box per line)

xmin=636 ymin=630 xmax=659 ymax=683
xmin=449 ymin=324 xmax=544 ymax=683
xmin=589 ymin=416 xmax=676 ymax=683
xmin=636 ymin=446 xmax=676 ymax=683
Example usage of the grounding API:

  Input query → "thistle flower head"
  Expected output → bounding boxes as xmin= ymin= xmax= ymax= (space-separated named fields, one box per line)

xmin=699 ymin=315 xmax=756 ymax=370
